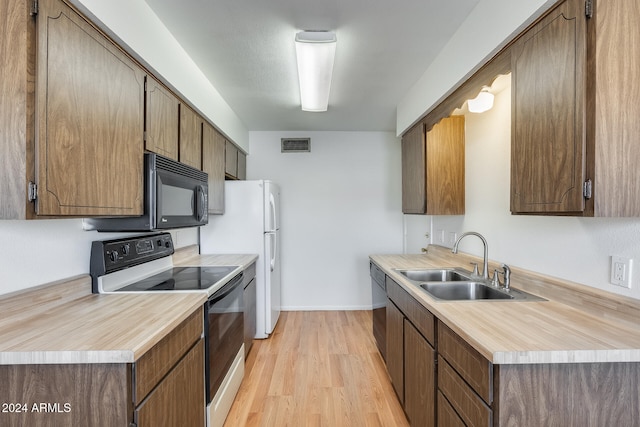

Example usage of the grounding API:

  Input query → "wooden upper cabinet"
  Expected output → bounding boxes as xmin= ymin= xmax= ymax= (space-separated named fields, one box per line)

xmin=402 ymin=116 xmax=465 ymax=215
xmin=179 ymin=104 xmax=202 ymax=170
xmin=0 ymin=0 xmax=34 ymax=219
xmin=202 ymin=123 xmax=225 ymax=214
xmin=145 ymin=76 xmax=179 ymax=160
xmin=510 ymin=0 xmax=586 ymax=214
xmin=225 ymin=140 xmax=239 ymax=178
xmin=402 ymin=123 xmax=426 ymax=213
xmin=237 ymin=151 xmax=247 ymax=180
xmin=588 ymin=0 xmax=640 ymax=216
xmin=36 ymin=0 xmax=144 ymax=216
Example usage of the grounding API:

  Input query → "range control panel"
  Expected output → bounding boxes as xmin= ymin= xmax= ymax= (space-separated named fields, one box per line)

xmin=90 ymin=233 xmax=174 ymax=279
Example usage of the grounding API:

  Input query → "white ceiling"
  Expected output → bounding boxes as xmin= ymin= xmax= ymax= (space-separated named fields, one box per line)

xmin=143 ymin=0 xmax=482 ymax=132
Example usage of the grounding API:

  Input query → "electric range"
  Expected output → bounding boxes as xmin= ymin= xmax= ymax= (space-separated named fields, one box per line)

xmin=89 ymin=232 xmax=246 ymax=427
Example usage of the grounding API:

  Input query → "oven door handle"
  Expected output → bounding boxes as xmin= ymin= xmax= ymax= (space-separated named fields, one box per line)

xmin=208 ymin=273 xmax=243 ymax=305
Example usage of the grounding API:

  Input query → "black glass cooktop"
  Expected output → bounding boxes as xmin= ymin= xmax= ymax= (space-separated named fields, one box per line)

xmin=116 ymin=266 xmax=239 ymax=292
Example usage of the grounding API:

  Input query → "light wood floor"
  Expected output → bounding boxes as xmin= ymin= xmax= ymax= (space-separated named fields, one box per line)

xmin=224 ymin=311 xmax=409 ymax=427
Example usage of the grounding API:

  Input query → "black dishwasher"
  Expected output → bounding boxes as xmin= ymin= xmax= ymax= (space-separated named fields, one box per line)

xmin=370 ymin=262 xmax=386 ymax=360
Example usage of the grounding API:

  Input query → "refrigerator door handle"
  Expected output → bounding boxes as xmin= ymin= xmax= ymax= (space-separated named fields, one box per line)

xmin=269 ymin=233 xmax=277 ymax=272
xmin=268 ymin=193 xmax=277 ymax=232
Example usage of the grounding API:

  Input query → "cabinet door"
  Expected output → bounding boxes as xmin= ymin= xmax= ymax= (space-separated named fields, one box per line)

xmin=386 ymin=298 xmax=404 ymax=404
xmin=437 ymin=391 xmax=466 ymax=427
xmin=590 ymin=0 xmax=640 ymax=216
xmin=225 ymin=140 xmax=238 ymax=178
xmin=36 ymin=0 xmax=144 ymax=216
xmin=426 ymin=116 xmax=465 ymax=215
xmin=145 ymin=76 xmax=179 ymax=160
xmin=401 ymin=123 xmax=426 ymax=213
xmin=511 ymin=0 xmax=586 ymax=214
xmin=179 ymin=104 xmax=202 ymax=170
xmin=202 ymin=123 xmax=225 ymax=214
xmin=404 ymin=319 xmax=435 ymax=427
xmin=237 ymin=151 xmax=247 ymax=180
xmin=136 ymin=339 xmax=205 ymax=427
xmin=0 ymin=0 xmax=34 ymax=219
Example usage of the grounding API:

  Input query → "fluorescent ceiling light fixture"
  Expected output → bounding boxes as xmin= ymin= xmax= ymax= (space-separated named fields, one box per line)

xmin=467 ymin=87 xmax=494 ymax=113
xmin=295 ymin=31 xmax=337 ymax=112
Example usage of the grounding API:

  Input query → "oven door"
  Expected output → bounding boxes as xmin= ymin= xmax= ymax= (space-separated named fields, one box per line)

xmin=205 ymin=273 xmax=244 ymax=404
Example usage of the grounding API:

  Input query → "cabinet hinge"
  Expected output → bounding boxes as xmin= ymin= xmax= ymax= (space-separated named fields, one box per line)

xmin=583 ymin=179 xmax=592 ymax=199
xmin=28 ymin=182 xmax=38 ymax=202
xmin=585 ymin=0 xmax=593 ymax=19
xmin=143 ymin=130 xmax=147 ymax=142
xmin=30 ymin=0 xmax=38 ymax=16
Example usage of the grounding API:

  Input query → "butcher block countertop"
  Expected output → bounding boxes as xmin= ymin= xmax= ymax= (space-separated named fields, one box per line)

xmin=0 ymin=246 xmax=257 ymax=365
xmin=371 ymin=245 xmax=640 ymax=365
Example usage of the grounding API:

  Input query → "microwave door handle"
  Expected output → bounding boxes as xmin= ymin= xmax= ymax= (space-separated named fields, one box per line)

xmin=197 ymin=185 xmax=207 ymax=221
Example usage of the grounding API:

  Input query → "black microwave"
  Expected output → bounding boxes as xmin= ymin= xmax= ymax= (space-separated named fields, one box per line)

xmin=83 ymin=153 xmax=208 ymax=232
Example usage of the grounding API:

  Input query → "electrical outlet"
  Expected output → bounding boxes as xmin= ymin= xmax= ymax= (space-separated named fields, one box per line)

xmin=610 ymin=256 xmax=632 ymax=288
xmin=437 ymin=229 xmax=445 ymax=243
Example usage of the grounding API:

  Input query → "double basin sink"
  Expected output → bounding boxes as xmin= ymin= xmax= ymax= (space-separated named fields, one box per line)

xmin=395 ymin=268 xmax=544 ymax=301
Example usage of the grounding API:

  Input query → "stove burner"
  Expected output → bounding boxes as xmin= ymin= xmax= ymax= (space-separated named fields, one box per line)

xmin=116 ymin=266 xmax=239 ymax=292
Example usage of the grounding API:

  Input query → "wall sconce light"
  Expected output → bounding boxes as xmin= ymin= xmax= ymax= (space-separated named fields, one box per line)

xmin=295 ymin=31 xmax=337 ymax=112
xmin=467 ymin=87 xmax=494 ymax=113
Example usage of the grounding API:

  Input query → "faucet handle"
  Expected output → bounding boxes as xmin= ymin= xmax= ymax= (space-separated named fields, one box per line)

xmin=469 ymin=262 xmax=479 ymax=276
xmin=501 ymin=264 xmax=511 ymax=290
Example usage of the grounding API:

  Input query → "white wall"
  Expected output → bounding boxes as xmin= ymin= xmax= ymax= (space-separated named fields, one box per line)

xmin=396 ymin=0 xmax=556 ymax=136
xmin=69 ymin=0 xmax=249 ymax=151
xmin=248 ymin=131 xmax=404 ymax=310
xmin=407 ymin=80 xmax=640 ymax=300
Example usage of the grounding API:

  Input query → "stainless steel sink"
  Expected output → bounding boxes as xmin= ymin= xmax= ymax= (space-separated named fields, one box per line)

xmin=394 ymin=268 xmax=546 ymax=302
xmin=396 ymin=268 xmax=472 ymax=282
xmin=420 ymin=282 xmax=513 ymax=300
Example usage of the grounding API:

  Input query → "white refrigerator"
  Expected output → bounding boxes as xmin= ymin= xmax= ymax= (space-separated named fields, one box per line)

xmin=200 ymin=180 xmax=281 ymax=339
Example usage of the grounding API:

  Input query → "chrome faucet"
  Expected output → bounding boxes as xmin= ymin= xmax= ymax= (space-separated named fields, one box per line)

xmin=452 ymin=232 xmax=489 ymax=280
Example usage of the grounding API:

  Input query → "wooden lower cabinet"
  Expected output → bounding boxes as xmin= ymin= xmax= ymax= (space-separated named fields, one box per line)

xmin=437 ymin=391 xmax=466 ymax=427
xmin=0 ymin=308 xmax=205 ymax=427
xmin=386 ymin=299 xmax=405 ymax=404
xmin=135 ymin=339 xmax=205 ymax=427
xmin=404 ymin=319 xmax=435 ymax=426
xmin=381 ymin=273 xmax=640 ymax=426
xmin=243 ymin=262 xmax=257 ymax=357
xmin=386 ymin=277 xmax=436 ymax=426
xmin=438 ymin=321 xmax=640 ymax=426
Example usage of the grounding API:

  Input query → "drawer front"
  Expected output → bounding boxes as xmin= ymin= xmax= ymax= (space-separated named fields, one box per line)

xmin=135 ymin=306 xmax=203 ymax=404
xmin=438 ymin=322 xmax=492 ymax=403
xmin=438 ymin=356 xmax=492 ymax=427
xmin=136 ymin=339 xmax=205 ymax=427
xmin=386 ymin=277 xmax=435 ymax=345
xmin=437 ymin=391 xmax=466 ymax=427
